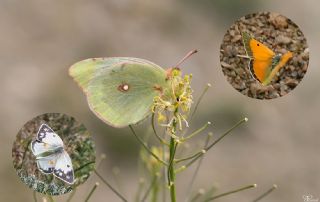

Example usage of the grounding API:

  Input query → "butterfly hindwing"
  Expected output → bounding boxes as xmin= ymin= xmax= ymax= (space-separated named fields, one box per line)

xmin=36 ymin=154 xmax=58 ymax=174
xmin=53 ymin=151 xmax=74 ymax=184
xmin=31 ymin=140 xmax=59 ymax=157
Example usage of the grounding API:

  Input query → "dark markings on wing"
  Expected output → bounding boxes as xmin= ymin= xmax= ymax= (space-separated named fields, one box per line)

xmin=249 ymin=60 xmax=260 ymax=82
xmin=118 ymin=83 xmax=130 ymax=92
xmin=271 ymin=55 xmax=281 ymax=71
xmin=54 ymin=168 xmax=74 ymax=184
xmin=37 ymin=124 xmax=55 ymax=142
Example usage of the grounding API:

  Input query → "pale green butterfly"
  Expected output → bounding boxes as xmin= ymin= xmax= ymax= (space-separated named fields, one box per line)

xmin=69 ymin=51 xmax=197 ymax=128
xmin=31 ymin=124 xmax=74 ymax=184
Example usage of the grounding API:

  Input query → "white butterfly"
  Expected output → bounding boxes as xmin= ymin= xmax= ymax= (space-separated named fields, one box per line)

xmin=30 ymin=124 xmax=74 ymax=184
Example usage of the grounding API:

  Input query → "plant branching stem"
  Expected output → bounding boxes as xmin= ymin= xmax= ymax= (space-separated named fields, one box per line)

xmin=181 ymin=122 xmax=211 ymax=141
xmin=85 ymin=183 xmax=99 ymax=202
xmin=152 ymin=113 xmax=169 ymax=146
xmin=168 ymin=137 xmax=177 ymax=202
xmin=252 ymin=184 xmax=277 ymax=202
xmin=129 ymin=125 xmax=168 ymax=166
xmin=185 ymin=134 xmax=212 ymax=202
xmin=66 ymin=188 xmax=77 ymax=202
xmin=94 ymin=170 xmax=128 ymax=202
xmin=141 ymin=174 xmax=159 ymax=202
xmin=47 ymin=195 xmax=54 ymax=202
xmin=203 ymin=184 xmax=257 ymax=202
xmin=190 ymin=83 xmax=211 ymax=121
xmin=176 ymin=118 xmax=248 ymax=172
xmin=32 ymin=191 xmax=37 ymax=202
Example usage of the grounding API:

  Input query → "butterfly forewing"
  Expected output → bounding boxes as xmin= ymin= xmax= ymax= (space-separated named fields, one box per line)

xmin=69 ymin=57 xmax=163 ymax=94
xmin=87 ymin=61 xmax=169 ymax=127
xmin=36 ymin=124 xmax=64 ymax=147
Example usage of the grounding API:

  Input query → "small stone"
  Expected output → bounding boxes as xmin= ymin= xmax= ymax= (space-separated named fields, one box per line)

xmin=276 ymin=35 xmax=291 ymax=44
xmin=269 ymin=13 xmax=288 ymax=28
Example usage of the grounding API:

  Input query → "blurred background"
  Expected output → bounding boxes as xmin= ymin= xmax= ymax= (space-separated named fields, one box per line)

xmin=1 ymin=0 xmax=319 ymax=201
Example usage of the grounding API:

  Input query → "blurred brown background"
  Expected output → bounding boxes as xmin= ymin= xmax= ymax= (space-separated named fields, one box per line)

xmin=1 ymin=0 xmax=319 ymax=201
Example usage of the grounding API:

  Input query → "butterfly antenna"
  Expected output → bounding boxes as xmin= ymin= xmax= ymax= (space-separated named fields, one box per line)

xmin=174 ymin=49 xmax=198 ymax=68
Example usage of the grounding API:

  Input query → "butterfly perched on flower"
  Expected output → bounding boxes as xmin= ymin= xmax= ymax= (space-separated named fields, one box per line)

xmin=30 ymin=124 xmax=74 ymax=184
xmin=242 ymin=32 xmax=293 ymax=86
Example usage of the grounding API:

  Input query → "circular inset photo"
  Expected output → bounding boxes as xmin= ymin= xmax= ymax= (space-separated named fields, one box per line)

xmin=12 ymin=113 xmax=96 ymax=195
xmin=220 ymin=12 xmax=309 ymax=99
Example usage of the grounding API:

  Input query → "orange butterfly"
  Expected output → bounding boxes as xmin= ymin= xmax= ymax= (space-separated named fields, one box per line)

xmin=242 ymin=32 xmax=293 ymax=86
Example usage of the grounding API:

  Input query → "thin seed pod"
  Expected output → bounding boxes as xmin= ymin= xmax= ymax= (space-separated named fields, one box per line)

xmin=203 ymin=184 xmax=257 ymax=202
xmin=152 ymin=113 xmax=169 ymax=146
xmin=182 ymin=122 xmax=211 ymax=141
xmin=33 ymin=191 xmax=37 ymax=202
xmin=252 ymin=184 xmax=277 ymax=202
xmin=141 ymin=174 xmax=160 ymax=202
xmin=185 ymin=133 xmax=213 ymax=202
xmin=85 ymin=183 xmax=99 ymax=202
xmin=129 ymin=125 xmax=168 ymax=166
xmin=190 ymin=83 xmax=211 ymax=121
xmin=66 ymin=188 xmax=76 ymax=202
xmin=94 ymin=170 xmax=128 ymax=202
xmin=175 ymin=118 xmax=248 ymax=172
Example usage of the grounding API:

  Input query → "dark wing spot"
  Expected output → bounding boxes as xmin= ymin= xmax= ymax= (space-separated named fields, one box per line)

xmin=118 ymin=83 xmax=130 ymax=92
xmin=257 ymin=43 xmax=260 ymax=46
xmin=153 ymin=85 xmax=163 ymax=93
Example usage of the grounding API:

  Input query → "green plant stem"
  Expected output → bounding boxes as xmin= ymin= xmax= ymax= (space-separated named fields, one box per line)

xmin=190 ymin=190 xmax=204 ymax=202
xmin=141 ymin=174 xmax=159 ymax=202
xmin=206 ymin=118 xmax=248 ymax=151
xmin=94 ymin=169 xmax=128 ymax=202
xmin=190 ymin=83 xmax=211 ymax=120
xmin=168 ymin=137 xmax=177 ymax=202
xmin=252 ymin=184 xmax=277 ymax=202
xmin=185 ymin=133 xmax=212 ymax=201
xmin=112 ymin=167 xmax=126 ymax=198
xmin=129 ymin=125 xmax=168 ymax=166
xmin=175 ymin=118 xmax=248 ymax=172
xmin=181 ymin=122 xmax=211 ymax=141
xmin=85 ymin=183 xmax=99 ymax=202
xmin=152 ymin=113 xmax=170 ymax=146
xmin=135 ymin=179 xmax=145 ymax=202
xmin=32 ymin=191 xmax=37 ymax=202
xmin=47 ymin=195 xmax=54 ymax=202
xmin=203 ymin=184 xmax=257 ymax=202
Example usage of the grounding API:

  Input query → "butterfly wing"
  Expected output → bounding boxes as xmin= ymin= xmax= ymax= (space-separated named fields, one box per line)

xmin=35 ymin=124 xmax=64 ymax=146
xmin=262 ymin=51 xmax=293 ymax=86
xmin=69 ymin=57 xmax=164 ymax=94
xmin=53 ymin=151 xmax=74 ymax=184
xmin=70 ymin=57 xmax=170 ymax=128
xmin=31 ymin=124 xmax=64 ymax=157
xmin=242 ymin=32 xmax=276 ymax=83
xmin=35 ymin=154 xmax=58 ymax=174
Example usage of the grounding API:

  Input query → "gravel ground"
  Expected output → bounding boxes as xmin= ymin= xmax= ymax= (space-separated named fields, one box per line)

xmin=220 ymin=12 xmax=309 ymax=99
xmin=12 ymin=113 xmax=96 ymax=195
